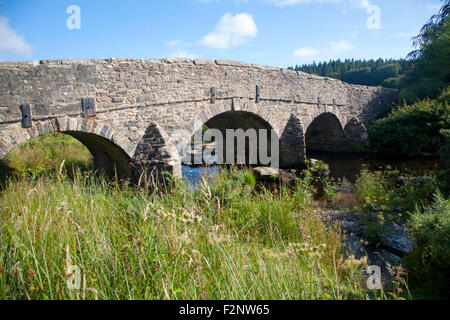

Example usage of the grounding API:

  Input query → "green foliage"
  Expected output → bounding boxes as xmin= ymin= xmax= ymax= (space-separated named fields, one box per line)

xmin=406 ymin=192 xmax=450 ymax=298
xmin=361 ymin=212 xmax=388 ymax=241
xmin=439 ymin=128 xmax=450 ymax=192
xmin=356 ymin=170 xmax=395 ymax=212
xmin=341 ymin=67 xmax=372 ymax=86
xmin=399 ymin=78 xmax=447 ymax=104
xmin=322 ymin=182 xmax=338 ymax=202
xmin=355 ymin=169 xmax=438 ymax=213
xmin=381 ymin=75 xmax=404 ymax=89
xmin=0 ymin=169 xmax=383 ymax=300
xmin=400 ymin=1 xmax=450 ymax=103
xmin=367 ymin=96 xmax=450 ymax=156
xmin=243 ymin=171 xmax=256 ymax=189
xmin=372 ymin=64 xmax=400 ymax=85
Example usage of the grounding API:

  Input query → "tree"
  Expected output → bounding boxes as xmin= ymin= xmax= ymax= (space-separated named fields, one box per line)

xmin=402 ymin=0 xmax=450 ymax=102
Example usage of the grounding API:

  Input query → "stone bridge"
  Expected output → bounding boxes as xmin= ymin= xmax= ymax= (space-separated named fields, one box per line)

xmin=0 ymin=58 xmax=398 ymax=179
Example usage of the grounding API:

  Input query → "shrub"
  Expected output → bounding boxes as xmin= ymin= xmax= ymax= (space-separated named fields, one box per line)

xmin=355 ymin=169 xmax=438 ymax=213
xmin=356 ymin=169 xmax=394 ymax=211
xmin=361 ymin=212 xmax=388 ymax=241
xmin=439 ymin=128 xmax=450 ymax=194
xmin=406 ymin=192 xmax=450 ymax=298
xmin=367 ymin=96 xmax=450 ymax=156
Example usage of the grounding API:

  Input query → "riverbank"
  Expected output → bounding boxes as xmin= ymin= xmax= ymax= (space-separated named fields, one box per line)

xmin=2 ymin=162 xmax=448 ymax=300
xmin=0 ymin=167 xmax=411 ymax=300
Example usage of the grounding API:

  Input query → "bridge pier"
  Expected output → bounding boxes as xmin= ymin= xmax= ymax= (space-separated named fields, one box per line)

xmin=130 ymin=122 xmax=182 ymax=183
xmin=280 ymin=115 xmax=306 ymax=168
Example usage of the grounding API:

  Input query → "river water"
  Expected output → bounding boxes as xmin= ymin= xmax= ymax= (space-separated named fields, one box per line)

xmin=182 ymin=152 xmax=442 ymax=187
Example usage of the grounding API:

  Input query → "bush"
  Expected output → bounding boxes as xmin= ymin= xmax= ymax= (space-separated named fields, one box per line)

xmin=367 ymin=95 xmax=450 ymax=156
xmin=438 ymin=128 xmax=450 ymax=194
xmin=406 ymin=192 xmax=450 ymax=298
xmin=356 ymin=169 xmax=394 ymax=212
xmin=355 ymin=169 xmax=438 ymax=213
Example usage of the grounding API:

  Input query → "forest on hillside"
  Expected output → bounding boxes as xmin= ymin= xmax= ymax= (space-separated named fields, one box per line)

xmin=289 ymin=58 xmax=410 ymax=88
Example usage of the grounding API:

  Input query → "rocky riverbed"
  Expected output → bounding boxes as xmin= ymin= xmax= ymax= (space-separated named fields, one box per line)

xmin=319 ymin=208 xmax=413 ymax=289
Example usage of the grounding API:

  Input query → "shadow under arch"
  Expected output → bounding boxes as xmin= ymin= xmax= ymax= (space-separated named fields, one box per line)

xmin=190 ymin=110 xmax=280 ymax=167
xmin=305 ymin=112 xmax=352 ymax=153
xmin=65 ymin=131 xmax=132 ymax=179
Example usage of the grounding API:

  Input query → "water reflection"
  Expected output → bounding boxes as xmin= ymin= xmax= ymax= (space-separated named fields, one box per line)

xmin=307 ymin=151 xmax=442 ymax=184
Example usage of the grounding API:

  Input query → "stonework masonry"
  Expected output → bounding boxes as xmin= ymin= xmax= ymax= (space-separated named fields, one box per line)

xmin=0 ymin=58 xmax=398 ymax=179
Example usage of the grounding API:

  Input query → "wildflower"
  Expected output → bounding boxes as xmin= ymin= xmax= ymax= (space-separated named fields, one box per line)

xmin=322 ymin=293 xmax=331 ymax=300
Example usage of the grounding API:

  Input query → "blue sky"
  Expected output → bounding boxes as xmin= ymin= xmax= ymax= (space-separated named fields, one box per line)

xmin=0 ymin=0 xmax=443 ymax=67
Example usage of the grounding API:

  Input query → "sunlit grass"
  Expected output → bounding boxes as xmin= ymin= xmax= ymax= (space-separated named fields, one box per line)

xmin=0 ymin=168 xmax=386 ymax=300
xmin=1 ymin=132 xmax=92 ymax=177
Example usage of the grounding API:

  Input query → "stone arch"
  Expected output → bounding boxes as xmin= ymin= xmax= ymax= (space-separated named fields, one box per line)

xmin=0 ymin=116 xmax=133 ymax=179
xmin=303 ymin=104 xmax=346 ymax=132
xmin=305 ymin=112 xmax=352 ymax=153
xmin=344 ymin=117 xmax=369 ymax=150
xmin=182 ymin=99 xmax=280 ymax=138
xmin=179 ymin=103 xmax=280 ymax=167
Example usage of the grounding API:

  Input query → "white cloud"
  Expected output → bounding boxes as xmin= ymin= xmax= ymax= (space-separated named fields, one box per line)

xmin=200 ymin=13 xmax=258 ymax=49
xmin=329 ymin=40 xmax=354 ymax=52
xmin=0 ymin=16 xmax=32 ymax=58
xmin=293 ymin=47 xmax=319 ymax=58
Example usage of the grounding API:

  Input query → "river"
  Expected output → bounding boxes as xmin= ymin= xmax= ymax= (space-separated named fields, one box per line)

xmin=182 ymin=152 xmax=442 ymax=187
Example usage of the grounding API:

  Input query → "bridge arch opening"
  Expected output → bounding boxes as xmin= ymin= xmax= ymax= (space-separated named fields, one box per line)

xmin=305 ymin=112 xmax=352 ymax=154
xmin=184 ymin=110 xmax=279 ymax=167
xmin=65 ymin=131 xmax=132 ymax=179
xmin=0 ymin=130 xmax=132 ymax=180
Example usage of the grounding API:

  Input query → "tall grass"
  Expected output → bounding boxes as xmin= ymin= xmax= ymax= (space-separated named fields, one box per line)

xmin=0 ymin=168 xmax=382 ymax=300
